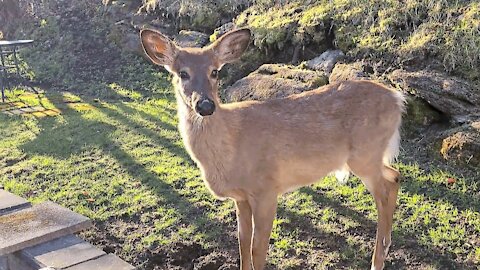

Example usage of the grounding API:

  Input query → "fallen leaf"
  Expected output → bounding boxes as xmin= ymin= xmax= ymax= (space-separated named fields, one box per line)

xmin=447 ymin=177 xmax=456 ymax=184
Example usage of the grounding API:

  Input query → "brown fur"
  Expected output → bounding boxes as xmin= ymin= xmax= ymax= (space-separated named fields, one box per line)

xmin=140 ymin=28 xmax=404 ymax=270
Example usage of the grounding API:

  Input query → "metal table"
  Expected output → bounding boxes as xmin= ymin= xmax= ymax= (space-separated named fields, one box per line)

xmin=0 ymin=40 xmax=34 ymax=102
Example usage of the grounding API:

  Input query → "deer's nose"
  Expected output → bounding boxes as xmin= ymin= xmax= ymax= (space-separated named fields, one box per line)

xmin=195 ymin=98 xmax=215 ymax=116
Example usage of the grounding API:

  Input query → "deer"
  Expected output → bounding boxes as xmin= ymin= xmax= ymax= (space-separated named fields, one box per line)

xmin=140 ymin=28 xmax=405 ymax=270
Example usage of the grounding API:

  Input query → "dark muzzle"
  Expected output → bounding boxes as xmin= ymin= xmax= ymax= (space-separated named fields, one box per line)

xmin=195 ymin=98 xmax=215 ymax=116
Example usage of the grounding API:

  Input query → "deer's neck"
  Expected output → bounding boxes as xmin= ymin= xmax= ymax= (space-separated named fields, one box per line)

xmin=175 ymin=91 xmax=236 ymax=197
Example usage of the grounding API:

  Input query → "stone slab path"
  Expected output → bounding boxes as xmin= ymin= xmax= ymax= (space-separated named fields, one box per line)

xmin=0 ymin=190 xmax=135 ymax=270
xmin=0 ymin=190 xmax=31 ymax=216
xmin=18 ymin=235 xmax=106 ymax=269
xmin=0 ymin=201 xmax=91 ymax=256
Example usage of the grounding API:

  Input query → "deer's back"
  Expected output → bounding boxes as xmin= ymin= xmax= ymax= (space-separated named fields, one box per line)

xmin=226 ymin=80 xmax=402 ymax=141
xmin=220 ymin=80 xmax=403 ymax=193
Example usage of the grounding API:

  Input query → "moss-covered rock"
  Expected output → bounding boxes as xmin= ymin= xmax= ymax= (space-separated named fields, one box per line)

xmin=235 ymin=0 xmax=480 ymax=80
xmin=224 ymin=64 xmax=328 ymax=102
xmin=440 ymin=119 xmax=480 ymax=167
xmin=136 ymin=0 xmax=250 ymax=32
xmin=235 ymin=2 xmax=333 ymax=60
xmin=403 ymin=96 xmax=445 ymax=134
xmin=389 ymin=69 xmax=480 ymax=120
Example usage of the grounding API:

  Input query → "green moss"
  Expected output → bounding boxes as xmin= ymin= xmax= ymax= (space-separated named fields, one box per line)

xmin=236 ymin=3 xmax=301 ymax=50
xmin=298 ymin=3 xmax=333 ymax=44
xmin=403 ymin=96 xmax=444 ymax=131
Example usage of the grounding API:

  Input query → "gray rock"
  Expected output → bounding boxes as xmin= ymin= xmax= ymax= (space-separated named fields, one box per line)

xmin=225 ymin=64 xmax=328 ymax=102
xmin=388 ymin=69 xmax=480 ymax=120
xmin=211 ymin=22 xmax=235 ymax=40
xmin=329 ymin=62 xmax=369 ymax=83
xmin=175 ymin=30 xmax=210 ymax=48
xmin=306 ymin=50 xmax=344 ymax=74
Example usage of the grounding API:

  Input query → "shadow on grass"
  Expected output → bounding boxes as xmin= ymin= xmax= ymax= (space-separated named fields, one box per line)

xmin=96 ymin=101 xmax=191 ymax=163
xmin=19 ymin=94 xmax=238 ymax=258
xmin=277 ymin=204 xmax=372 ymax=269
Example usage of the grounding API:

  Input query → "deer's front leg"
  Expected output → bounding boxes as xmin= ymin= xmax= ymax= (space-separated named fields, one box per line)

xmin=250 ymin=193 xmax=278 ymax=270
xmin=236 ymin=200 xmax=253 ymax=270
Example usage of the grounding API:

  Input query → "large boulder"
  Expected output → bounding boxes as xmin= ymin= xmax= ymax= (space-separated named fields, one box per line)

xmin=224 ymin=64 xmax=328 ymax=102
xmin=174 ymin=30 xmax=210 ymax=48
xmin=440 ymin=119 xmax=480 ymax=167
xmin=306 ymin=50 xmax=345 ymax=74
xmin=388 ymin=69 xmax=480 ymax=121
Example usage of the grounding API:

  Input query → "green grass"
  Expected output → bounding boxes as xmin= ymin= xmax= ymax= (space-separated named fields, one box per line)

xmin=1 ymin=85 xmax=479 ymax=269
xmin=6 ymin=1 xmax=479 ymax=268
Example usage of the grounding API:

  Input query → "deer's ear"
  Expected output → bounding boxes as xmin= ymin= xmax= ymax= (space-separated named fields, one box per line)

xmin=212 ymin=28 xmax=251 ymax=66
xmin=140 ymin=29 xmax=177 ymax=70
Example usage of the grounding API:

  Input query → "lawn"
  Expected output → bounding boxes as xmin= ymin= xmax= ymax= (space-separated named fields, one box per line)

xmin=1 ymin=83 xmax=479 ymax=269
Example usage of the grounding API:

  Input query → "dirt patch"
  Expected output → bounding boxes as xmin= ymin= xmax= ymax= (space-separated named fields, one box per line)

xmin=139 ymin=242 xmax=238 ymax=270
xmin=82 ymin=217 xmax=239 ymax=270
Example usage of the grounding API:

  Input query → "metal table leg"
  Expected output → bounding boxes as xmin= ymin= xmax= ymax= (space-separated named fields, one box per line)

xmin=0 ymin=46 xmax=5 ymax=103
xmin=13 ymin=46 xmax=19 ymax=75
xmin=0 ymin=46 xmax=4 ymax=67
xmin=0 ymin=68 xmax=5 ymax=103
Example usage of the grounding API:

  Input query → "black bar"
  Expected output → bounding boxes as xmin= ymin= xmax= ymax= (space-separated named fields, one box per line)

xmin=1 ymin=69 xmax=5 ymax=103
xmin=0 ymin=46 xmax=4 ymax=67
xmin=13 ymin=47 xmax=19 ymax=75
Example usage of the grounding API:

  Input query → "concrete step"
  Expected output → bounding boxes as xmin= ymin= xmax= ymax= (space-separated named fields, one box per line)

xmin=0 ymin=190 xmax=31 ymax=216
xmin=0 ymin=202 xmax=91 ymax=256
xmin=63 ymin=254 xmax=135 ymax=270
xmin=17 ymin=235 xmax=105 ymax=269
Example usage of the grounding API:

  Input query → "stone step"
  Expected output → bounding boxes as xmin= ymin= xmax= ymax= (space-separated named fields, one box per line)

xmin=63 ymin=254 xmax=135 ymax=270
xmin=0 ymin=190 xmax=31 ymax=216
xmin=17 ymin=235 xmax=105 ymax=269
xmin=0 ymin=202 xmax=91 ymax=256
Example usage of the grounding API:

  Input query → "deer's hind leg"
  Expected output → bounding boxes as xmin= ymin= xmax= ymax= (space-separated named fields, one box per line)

xmin=348 ymin=158 xmax=400 ymax=270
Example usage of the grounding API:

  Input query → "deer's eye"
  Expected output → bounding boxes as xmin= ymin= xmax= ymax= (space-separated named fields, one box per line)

xmin=179 ymin=71 xmax=190 ymax=80
xmin=211 ymin=69 xmax=219 ymax=79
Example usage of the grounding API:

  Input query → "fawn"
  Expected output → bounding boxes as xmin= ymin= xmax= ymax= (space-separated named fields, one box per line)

xmin=140 ymin=28 xmax=404 ymax=270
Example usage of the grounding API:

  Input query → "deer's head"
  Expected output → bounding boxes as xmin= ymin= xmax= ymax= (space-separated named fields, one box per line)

xmin=140 ymin=28 xmax=251 ymax=116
